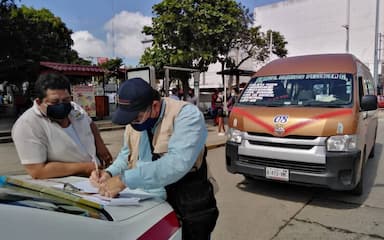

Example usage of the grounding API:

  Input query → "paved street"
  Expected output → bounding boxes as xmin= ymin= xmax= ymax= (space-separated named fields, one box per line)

xmin=1 ymin=113 xmax=384 ymax=239
xmin=0 ymin=120 xmax=226 ymax=176
xmin=209 ymin=115 xmax=384 ymax=240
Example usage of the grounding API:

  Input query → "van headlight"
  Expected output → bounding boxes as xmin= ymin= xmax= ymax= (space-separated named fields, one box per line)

xmin=228 ymin=128 xmax=244 ymax=144
xmin=326 ymin=135 xmax=358 ymax=151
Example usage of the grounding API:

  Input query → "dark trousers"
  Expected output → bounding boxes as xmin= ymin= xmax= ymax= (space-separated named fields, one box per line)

xmin=166 ymin=151 xmax=219 ymax=240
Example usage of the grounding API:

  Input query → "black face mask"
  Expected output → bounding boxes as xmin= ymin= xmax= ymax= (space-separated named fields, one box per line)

xmin=131 ymin=117 xmax=158 ymax=131
xmin=46 ymin=102 xmax=72 ymax=119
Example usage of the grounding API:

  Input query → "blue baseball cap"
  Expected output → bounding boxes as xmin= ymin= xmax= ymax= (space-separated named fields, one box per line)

xmin=112 ymin=78 xmax=154 ymax=125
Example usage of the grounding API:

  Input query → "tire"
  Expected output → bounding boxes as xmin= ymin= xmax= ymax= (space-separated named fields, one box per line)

xmin=369 ymin=129 xmax=377 ymax=159
xmin=351 ymin=172 xmax=363 ymax=196
xmin=368 ymin=143 xmax=375 ymax=158
xmin=351 ymin=151 xmax=365 ymax=196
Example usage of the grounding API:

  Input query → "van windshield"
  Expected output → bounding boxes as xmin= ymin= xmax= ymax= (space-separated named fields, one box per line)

xmin=239 ymin=73 xmax=353 ymax=107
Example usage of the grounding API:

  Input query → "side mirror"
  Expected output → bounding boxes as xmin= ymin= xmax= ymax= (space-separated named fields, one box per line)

xmin=361 ymin=95 xmax=377 ymax=111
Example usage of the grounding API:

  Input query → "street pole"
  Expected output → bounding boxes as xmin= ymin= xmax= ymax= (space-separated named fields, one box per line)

xmin=111 ymin=0 xmax=116 ymax=58
xmin=379 ymin=33 xmax=383 ymax=95
xmin=269 ymin=31 xmax=273 ymax=59
xmin=345 ymin=0 xmax=350 ymax=53
xmin=373 ymin=0 xmax=380 ymax=90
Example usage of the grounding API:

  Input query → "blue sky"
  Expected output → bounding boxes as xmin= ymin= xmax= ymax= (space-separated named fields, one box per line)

xmin=17 ymin=0 xmax=283 ymax=65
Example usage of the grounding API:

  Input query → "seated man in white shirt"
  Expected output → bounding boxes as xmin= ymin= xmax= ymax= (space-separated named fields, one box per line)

xmin=12 ymin=72 xmax=113 ymax=179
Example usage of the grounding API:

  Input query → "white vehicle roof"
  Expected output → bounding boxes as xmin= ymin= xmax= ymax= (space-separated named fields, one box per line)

xmin=0 ymin=175 xmax=181 ymax=240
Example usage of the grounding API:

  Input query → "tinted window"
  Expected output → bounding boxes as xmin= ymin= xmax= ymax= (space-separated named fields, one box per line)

xmin=239 ymin=73 xmax=353 ymax=107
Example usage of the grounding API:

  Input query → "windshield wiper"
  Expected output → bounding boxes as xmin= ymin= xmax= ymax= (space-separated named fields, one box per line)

xmin=240 ymin=101 xmax=285 ymax=107
xmin=302 ymin=101 xmax=343 ymax=107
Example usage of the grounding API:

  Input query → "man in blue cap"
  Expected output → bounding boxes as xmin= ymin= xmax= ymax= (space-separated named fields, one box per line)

xmin=90 ymin=77 xmax=218 ymax=240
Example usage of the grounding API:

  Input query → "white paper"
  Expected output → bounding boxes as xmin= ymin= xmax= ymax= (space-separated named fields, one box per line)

xmin=71 ymin=180 xmax=156 ymax=200
xmin=119 ymin=188 xmax=156 ymax=200
xmin=78 ymin=194 xmax=141 ymax=206
xmin=71 ymin=181 xmax=99 ymax=193
xmin=66 ymin=180 xmax=156 ymax=206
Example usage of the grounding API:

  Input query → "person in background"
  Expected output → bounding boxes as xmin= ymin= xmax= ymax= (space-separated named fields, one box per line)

xmin=186 ymin=88 xmax=197 ymax=105
xmin=90 ymin=77 xmax=218 ymax=240
xmin=215 ymin=90 xmax=225 ymax=136
xmin=227 ymin=87 xmax=240 ymax=116
xmin=12 ymin=72 xmax=113 ymax=179
xmin=169 ymin=87 xmax=180 ymax=100
xmin=211 ymin=89 xmax=219 ymax=125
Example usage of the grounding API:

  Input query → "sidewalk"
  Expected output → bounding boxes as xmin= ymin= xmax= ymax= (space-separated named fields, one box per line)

xmin=95 ymin=118 xmax=227 ymax=149
xmin=0 ymin=118 xmax=227 ymax=176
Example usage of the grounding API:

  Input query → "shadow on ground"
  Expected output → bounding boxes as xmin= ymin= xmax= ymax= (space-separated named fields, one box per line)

xmin=235 ymin=143 xmax=382 ymax=209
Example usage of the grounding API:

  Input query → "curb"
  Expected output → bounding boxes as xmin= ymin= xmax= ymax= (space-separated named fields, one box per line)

xmin=0 ymin=125 xmax=127 ymax=143
xmin=98 ymin=125 xmax=126 ymax=132
xmin=0 ymin=131 xmax=12 ymax=144
xmin=207 ymin=141 xmax=226 ymax=150
xmin=0 ymin=124 xmax=227 ymax=148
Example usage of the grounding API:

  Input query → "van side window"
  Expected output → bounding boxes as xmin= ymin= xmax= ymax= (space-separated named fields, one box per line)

xmin=358 ymin=76 xmax=364 ymax=104
xmin=365 ymin=78 xmax=375 ymax=95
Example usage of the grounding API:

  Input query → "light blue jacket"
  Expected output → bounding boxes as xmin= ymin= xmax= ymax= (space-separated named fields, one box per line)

xmin=106 ymin=100 xmax=207 ymax=199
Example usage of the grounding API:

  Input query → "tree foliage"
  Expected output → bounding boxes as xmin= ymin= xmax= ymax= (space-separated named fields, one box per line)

xmin=0 ymin=1 xmax=87 ymax=84
xmin=229 ymin=27 xmax=288 ymax=70
xmin=98 ymin=58 xmax=123 ymax=80
xmin=140 ymin=0 xmax=288 ymax=90
xmin=140 ymin=0 xmax=244 ymax=79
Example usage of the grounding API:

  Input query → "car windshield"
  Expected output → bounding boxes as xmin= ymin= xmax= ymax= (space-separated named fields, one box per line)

xmin=239 ymin=73 xmax=353 ymax=107
xmin=0 ymin=183 xmax=112 ymax=221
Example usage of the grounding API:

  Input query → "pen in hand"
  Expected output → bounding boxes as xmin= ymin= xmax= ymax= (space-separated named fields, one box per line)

xmin=94 ymin=160 xmax=100 ymax=181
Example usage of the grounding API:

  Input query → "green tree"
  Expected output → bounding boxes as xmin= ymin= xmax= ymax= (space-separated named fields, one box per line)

xmin=13 ymin=6 xmax=75 ymax=62
xmin=140 ymin=0 xmax=244 ymax=92
xmin=231 ymin=28 xmax=288 ymax=69
xmin=218 ymin=4 xmax=288 ymax=86
xmin=140 ymin=0 xmax=288 ymax=95
xmin=98 ymin=58 xmax=123 ymax=82
xmin=0 ymin=2 xmax=88 ymax=84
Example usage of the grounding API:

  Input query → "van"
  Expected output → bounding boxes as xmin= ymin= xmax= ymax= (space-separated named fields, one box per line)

xmin=225 ymin=53 xmax=378 ymax=195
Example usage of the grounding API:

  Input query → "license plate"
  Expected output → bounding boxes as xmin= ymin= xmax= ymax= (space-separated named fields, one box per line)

xmin=265 ymin=167 xmax=289 ymax=181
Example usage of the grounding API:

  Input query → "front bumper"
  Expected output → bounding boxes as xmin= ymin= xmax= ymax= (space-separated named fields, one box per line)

xmin=225 ymin=142 xmax=362 ymax=191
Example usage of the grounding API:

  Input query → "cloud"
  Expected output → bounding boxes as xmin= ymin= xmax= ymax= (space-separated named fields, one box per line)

xmin=104 ymin=11 xmax=152 ymax=59
xmin=71 ymin=31 xmax=109 ymax=59
xmin=71 ymin=11 xmax=152 ymax=63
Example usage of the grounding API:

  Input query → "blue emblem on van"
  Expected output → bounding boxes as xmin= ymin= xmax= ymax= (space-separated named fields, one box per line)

xmin=273 ymin=115 xmax=288 ymax=136
xmin=273 ymin=115 xmax=288 ymax=123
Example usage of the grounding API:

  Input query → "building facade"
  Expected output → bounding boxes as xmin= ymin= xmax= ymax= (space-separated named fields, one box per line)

xmin=253 ymin=0 xmax=383 ymax=91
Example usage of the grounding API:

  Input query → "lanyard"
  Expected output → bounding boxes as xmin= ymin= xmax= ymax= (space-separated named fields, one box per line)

xmin=147 ymin=129 xmax=160 ymax=161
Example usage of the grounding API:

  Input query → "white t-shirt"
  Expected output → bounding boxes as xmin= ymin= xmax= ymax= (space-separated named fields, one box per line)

xmin=12 ymin=101 xmax=99 ymax=165
xmin=62 ymin=124 xmax=88 ymax=156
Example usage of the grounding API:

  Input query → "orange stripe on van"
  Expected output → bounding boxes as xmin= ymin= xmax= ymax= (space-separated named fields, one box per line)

xmin=232 ymin=107 xmax=274 ymax=132
xmin=232 ymin=107 xmax=353 ymax=136
xmin=284 ymin=109 xmax=353 ymax=134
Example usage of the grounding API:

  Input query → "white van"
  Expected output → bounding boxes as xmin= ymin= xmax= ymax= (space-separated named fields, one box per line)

xmin=226 ymin=54 xmax=378 ymax=195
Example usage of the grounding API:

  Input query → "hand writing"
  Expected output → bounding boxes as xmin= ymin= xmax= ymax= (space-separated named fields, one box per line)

xmin=89 ymin=170 xmax=111 ymax=188
xmin=98 ymin=175 xmax=126 ymax=198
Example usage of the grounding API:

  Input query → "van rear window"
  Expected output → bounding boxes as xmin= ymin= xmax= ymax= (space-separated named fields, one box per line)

xmin=239 ymin=73 xmax=353 ymax=107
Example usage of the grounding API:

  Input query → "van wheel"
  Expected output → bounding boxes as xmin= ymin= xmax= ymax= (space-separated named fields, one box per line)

xmin=351 ymin=175 xmax=363 ymax=196
xmin=368 ymin=144 xmax=375 ymax=158
xmin=369 ymin=131 xmax=377 ymax=159
xmin=351 ymin=160 xmax=365 ymax=196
